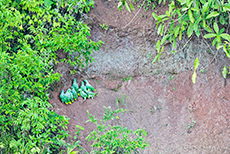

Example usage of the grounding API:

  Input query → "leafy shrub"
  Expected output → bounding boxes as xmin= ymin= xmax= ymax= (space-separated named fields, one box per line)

xmin=0 ymin=0 xmax=102 ymax=153
xmin=86 ymin=107 xmax=149 ymax=154
xmin=119 ymin=0 xmax=230 ymax=81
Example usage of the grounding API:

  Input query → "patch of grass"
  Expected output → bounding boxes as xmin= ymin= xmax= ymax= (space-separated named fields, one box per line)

xmin=150 ymin=105 xmax=162 ymax=114
xmin=158 ymin=105 xmax=161 ymax=111
xmin=184 ymin=116 xmax=196 ymax=133
xmin=169 ymin=76 xmax=174 ymax=80
xmin=123 ymin=77 xmax=132 ymax=81
xmin=100 ymin=23 xmax=108 ymax=30
xmin=115 ymin=94 xmax=131 ymax=108
xmin=201 ymin=69 xmax=206 ymax=73
xmin=112 ymin=83 xmax=123 ymax=92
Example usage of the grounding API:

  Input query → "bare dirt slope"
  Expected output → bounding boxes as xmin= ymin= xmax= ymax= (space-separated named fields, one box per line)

xmin=50 ymin=66 xmax=230 ymax=153
xmin=49 ymin=0 xmax=230 ymax=153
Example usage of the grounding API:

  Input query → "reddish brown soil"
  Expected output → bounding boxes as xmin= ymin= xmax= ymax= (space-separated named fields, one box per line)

xmin=49 ymin=0 xmax=230 ymax=153
xmin=49 ymin=64 xmax=230 ymax=153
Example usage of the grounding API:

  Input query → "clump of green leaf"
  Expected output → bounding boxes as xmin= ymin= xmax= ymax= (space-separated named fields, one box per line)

xmin=119 ymin=0 xmax=230 ymax=81
xmin=86 ymin=107 xmax=149 ymax=154
xmin=100 ymin=23 xmax=109 ymax=30
xmin=192 ymin=57 xmax=199 ymax=84
xmin=0 ymin=0 xmax=101 ymax=153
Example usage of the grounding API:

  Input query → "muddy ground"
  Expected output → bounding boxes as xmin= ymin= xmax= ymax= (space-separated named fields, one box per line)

xmin=49 ymin=0 xmax=230 ymax=153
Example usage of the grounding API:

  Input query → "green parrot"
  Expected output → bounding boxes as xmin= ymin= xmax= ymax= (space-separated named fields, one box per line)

xmin=84 ymin=79 xmax=96 ymax=91
xmin=72 ymin=78 xmax=79 ymax=92
xmin=66 ymin=89 xmax=74 ymax=104
xmin=80 ymin=81 xmax=89 ymax=93
xmin=71 ymin=86 xmax=78 ymax=100
xmin=60 ymin=90 xmax=66 ymax=103
xmin=79 ymin=88 xmax=88 ymax=101
xmin=87 ymin=91 xmax=98 ymax=100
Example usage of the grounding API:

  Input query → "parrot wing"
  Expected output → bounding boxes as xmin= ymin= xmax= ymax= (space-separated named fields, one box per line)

xmin=73 ymin=78 xmax=79 ymax=91
xmin=81 ymin=81 xmax=88 ymax=93
xmin=60 ymin=90 xmax=65 ymax=103
xmin=84 ymin=79 xmax=96 ymax=91
xmin=71 ymin=87 xmax=78 ymax=100
xmin=79 ymin=89 xmax=87 ymax=101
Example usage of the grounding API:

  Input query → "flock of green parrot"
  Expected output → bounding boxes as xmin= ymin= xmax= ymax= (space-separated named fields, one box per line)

xmin=60 ymin=79 xmax=98 ymax=104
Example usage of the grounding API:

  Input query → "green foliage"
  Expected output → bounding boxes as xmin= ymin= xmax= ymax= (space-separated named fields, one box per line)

xmin=122 ymin=76 xmax=132 ymax=81
xmin=192 ymin=57 xmax=199 ymax=84
xmin=100 ymin=23 xmax=109 ymax=30
xmin=115 ymin=94 xmax=131 ymax=108
xmin=186 ymin=116 xmax=196 ymax=131
xmin=86 ymin=107 xmax=149 ymax=153
xmin=119 ymin=0 xmax=230 ymax=80
xmin=222 ymin=65 xmax=229 ymax=78
xmin=0 ymin=0 xmax=101 ymax=153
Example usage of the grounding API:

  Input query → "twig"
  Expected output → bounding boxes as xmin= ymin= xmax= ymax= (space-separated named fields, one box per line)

xmin=122 ymin=0 xmax=146 ymax=29
xmin=176 ymin=34 xmax=193 ymax=53
xmin=199 ymin=37 xmax=219 ymax=72
xmin=163 ymin=11 xmax=187 ymax=36
xmin=81 ymin=146 xmax=89 ymax=154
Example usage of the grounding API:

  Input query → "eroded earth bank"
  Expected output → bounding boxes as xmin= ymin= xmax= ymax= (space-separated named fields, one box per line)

xmin=49 ymin=0 xmax=230 ymax=153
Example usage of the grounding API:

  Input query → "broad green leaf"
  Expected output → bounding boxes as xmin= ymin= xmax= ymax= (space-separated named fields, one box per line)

xmin=125 ymin=2 xmax=131 ymax=12
xmin=161 ymin=46 xmax=164 ymax=53
xmin=212 ymin=37 xmax=217 ymax=46
xmin=75 ymin=125 xmax=85 ymax=130
xmin=203 ymin=25 xmax=213 ymax=33
xmin=223 ymin=4 xmax=230 ymax=11
xmin=222 ymin=66 xmax=228 ymax=78
xmin=216 ymin=42 xmax=222 ymax=50
xmin=158 ymin=53 xmax=162 ymax=62
xmin=156 ymin=40 xmax=161 ymax=52
xmin=118 ymin=1 xmax=123 ymax=11
xmin=173 ymin=36 xmax=176 ymax=48
xmin=181 ymin=7 xmax=189 ymax=11
xmin=129 ymin=1 xmax=135 ymax=11
xmin=158 ymin=14 xmax=167 ymax=20
xmin=152 ymin=12 xmax=158 ymax=20
xmin=219 ymin=15 xmax=227 ymax=25
xmin=186 ymin=0 xmax=191 ymax=7
xmin=152 ymin=54 xmax=159 ymax=63
xmin=195 ymin=29 xmax=200 ymax=37
xmin=187 ymin=23 xmax=193 ymax=37
xmin=220 ymin=33 xmax=230 ymax=41
xmin=157 ymin=24 xmax=162 ymax=35
xmin=161 ymin=34 xmax=168 ymax=45
xmin=188 ymin=9 xmax=195 ymax=23
xmin=160 ymin=24 xmax=165 ymax=35
xmin=194 ymin=20 xmax=200 ymax=37
xmin=206 ymin=12 xmax=220 ymax=19
xmin=223 ymin=44 xmax=230 ymax=58
xmin=192 ymin=71 xmax=197 ymax=84
xmin=213 ymin=22 xmax=219 ymax=34
xmin=220 ymin=28 xmax=225 ymax=34
xmin=44 ymin=0 xmax=53 ymax=8
xmin=70 ymin=151 xmax=78 ymax=154
xmin=179 ymin=30 xmax=182 ymax=40
xmin=203 ymin=33 xmax=216 ymax=38
xmin=180 ymin=0 xmax=186 ymax=5
xmin=174 ymin=26 xmax=180 ymax=37
xmin=202 ymin=3 xmax=209 ymax=14
xmin=191 ymin=7 xmax=200 ymax=12
xmin=216 ymin=35 xmax=221 ymax=43
xmin=194 ymin=57 xmax=199 ymax=70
